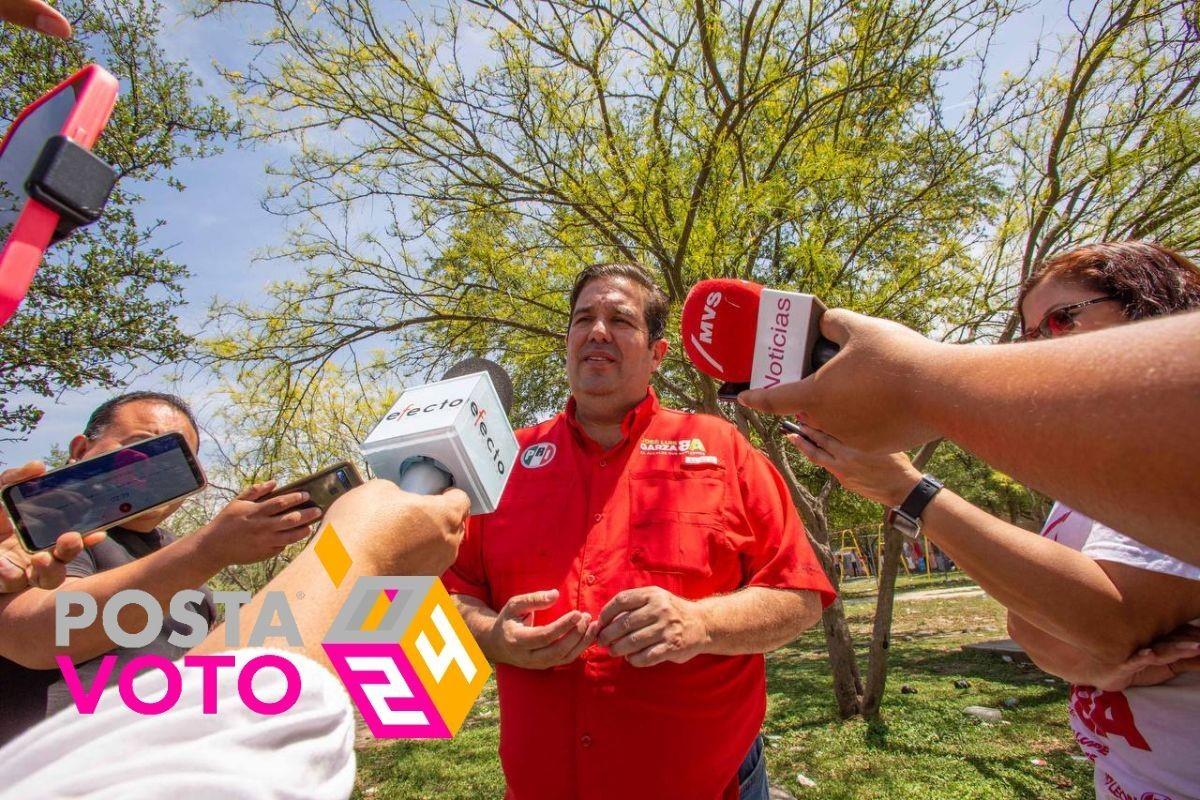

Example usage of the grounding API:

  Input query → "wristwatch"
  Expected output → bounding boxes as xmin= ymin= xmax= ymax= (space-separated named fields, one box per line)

xmin=886 ymin=474 xmax=944 ymax=539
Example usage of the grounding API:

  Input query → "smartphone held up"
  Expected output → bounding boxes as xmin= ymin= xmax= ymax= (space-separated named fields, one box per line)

xmin=1 ymin=432 xmax=207 ymax=553
xmin=263 ymin=461 xmax=364 ymax=517
xmin=0 ymin=63 xmax=118 ymax=327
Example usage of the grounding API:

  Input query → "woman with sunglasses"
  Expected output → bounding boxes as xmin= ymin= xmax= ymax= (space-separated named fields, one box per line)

xmin=784 ymin=241 xmax=1200 ymax=800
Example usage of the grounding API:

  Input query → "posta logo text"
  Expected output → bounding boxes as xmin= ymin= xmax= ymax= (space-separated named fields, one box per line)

xmin=53 ymin=522 xmax=491 ymax=740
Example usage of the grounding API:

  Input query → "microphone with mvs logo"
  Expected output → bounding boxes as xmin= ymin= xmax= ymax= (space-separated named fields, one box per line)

xmin=680 ymin=279 xmax=840 ymax=399
xmin=359 ymin=358 xmax=518 ymax=514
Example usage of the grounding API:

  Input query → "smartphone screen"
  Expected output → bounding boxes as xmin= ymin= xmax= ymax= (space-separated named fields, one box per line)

xmin=3 ymin=432 xmax=204 ymax=550
xmin=0 ymin=86 xmax=77 ymax=240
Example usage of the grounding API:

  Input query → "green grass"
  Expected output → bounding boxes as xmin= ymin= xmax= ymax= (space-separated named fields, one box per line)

xmin=837 ymin=570 xmax=980 ymax=600
xmin=353 ymin=584 xmax=1091 ymax=799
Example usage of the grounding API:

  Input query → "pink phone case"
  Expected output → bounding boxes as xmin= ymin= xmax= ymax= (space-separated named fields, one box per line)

xmin=0 ymin=64 xmax=118 ymax=327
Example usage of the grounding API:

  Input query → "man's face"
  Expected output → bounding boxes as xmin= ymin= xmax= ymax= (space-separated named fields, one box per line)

xmin=566 ymin=276 xmax=668 ymax=405
xmin=70 ymin=401 xmax=201 ymax=532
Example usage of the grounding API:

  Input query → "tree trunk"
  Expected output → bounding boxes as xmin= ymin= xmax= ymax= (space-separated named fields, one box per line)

xmin=861 ymin=523 xmax=903 ymax=717
xmin=821 ymin=595 xmax=864 ymax=718
xmin=861 ymin=440 xmax=943 ymax=719
xmin=795 ymin=510 xmax=865 ymax=718
xmin=737 ymin=404 xmax=866 ymax=718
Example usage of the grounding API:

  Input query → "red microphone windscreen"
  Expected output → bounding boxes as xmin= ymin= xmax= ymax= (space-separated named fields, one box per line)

xmin=680 ymin=278 xmax=764 ymax=382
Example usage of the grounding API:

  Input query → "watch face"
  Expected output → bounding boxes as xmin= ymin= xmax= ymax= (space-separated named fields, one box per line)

xmin=887 ymin=508 xmax=920 ymax=539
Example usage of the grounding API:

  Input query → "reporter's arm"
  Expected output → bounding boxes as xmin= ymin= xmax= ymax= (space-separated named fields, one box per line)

xmin=923 ymin=313 xmax=1200 ymax=566
xmin=739 ymin=311 xmax=1200 ymax=564
xmin=920 ymin=489 xmax=1200 ymax=663
xmin=0 ymin=533 xmax=226 ymax=668
xmin=191 ymin=480 xmax=470 ymax=672
xmin=787 ymin=429 xmax=1200 ymax=666
xmin=0 ymin=481 xmax=319 ymax=668
xmin=787 ymin=427 xmax=1200 ymax=663
xmin=1008 ymin=612 xmax=1200 ymax=690
xmin=1007 ymin=611 xmax=1117 ymax=686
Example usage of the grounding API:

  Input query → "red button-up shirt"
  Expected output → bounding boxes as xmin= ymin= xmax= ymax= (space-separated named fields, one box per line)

xmin=444 ymin=390 xmax=836 ymax=800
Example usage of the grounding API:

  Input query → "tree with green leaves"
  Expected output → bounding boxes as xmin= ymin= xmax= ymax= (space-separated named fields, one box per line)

xmin=204 ymin=0 xmax=1011 ymax=718
xmin=203 ymin=0 xmax=1199 ymax=719
xmin=856 ymin=0 xmax=1200 ymax=718
xmin=161 ymin=363 xmax=392 ymax=595
xmin=0 ymin=0 xmax=231 ymax=440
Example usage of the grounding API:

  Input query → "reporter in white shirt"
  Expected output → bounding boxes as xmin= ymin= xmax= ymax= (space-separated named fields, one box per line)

xmin=781 ymin=241 xmax=1200 ymax=800
xmin=0 ymin=479 xmax=471 ymax=800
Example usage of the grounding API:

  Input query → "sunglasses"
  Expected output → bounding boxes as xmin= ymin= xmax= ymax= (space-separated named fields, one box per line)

xmin=1018 ymin=296 xmax=1116 ymax=342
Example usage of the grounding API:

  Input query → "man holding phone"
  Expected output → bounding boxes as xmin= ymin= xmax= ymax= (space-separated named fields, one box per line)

xmin=0 ymin=391 xmax=321 ymax=745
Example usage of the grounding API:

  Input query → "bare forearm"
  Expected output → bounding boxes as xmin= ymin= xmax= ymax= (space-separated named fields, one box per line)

xmin=918 ymin=312 xmax=1200 ymax=565
xmin=919 ymin=490 xmax=1167 ymax=662
xmin=0 ymin=534 xmax=221 ymax=669
xmin=1007 ymin=612 xmax=1118 ymax=686
xmin=695 ymin=587 xmax=820 ymax=656
xmin=194 ymin=482 xmax=471 ymax=672
xmin=192 ymin=542 xmax=339 ymax=671
xmin=452 ymin=595 xmax=501 ymax=662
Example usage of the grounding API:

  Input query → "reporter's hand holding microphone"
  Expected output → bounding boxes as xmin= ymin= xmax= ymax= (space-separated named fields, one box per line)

xmin=345 ymin=356 xmax=516 ymax=578
xmin=734 ymin=307 xmax=945 ymax=453
xmin=322 ymin=479 xmax=472 ymax=577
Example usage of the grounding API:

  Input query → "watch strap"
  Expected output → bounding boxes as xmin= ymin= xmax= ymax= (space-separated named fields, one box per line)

xmin=898 ymin=474 xmax=944 ymax=522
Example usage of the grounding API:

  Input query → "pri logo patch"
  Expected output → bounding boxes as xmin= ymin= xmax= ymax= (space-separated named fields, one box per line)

xmin=314 ymin=525 xmax=491 ymax=739
xmin=520 ymin=442 xmax=557 ymax=468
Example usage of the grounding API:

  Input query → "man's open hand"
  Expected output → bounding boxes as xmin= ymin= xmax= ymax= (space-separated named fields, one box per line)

xmin=484 ymin=589 xmax=598 ymax=669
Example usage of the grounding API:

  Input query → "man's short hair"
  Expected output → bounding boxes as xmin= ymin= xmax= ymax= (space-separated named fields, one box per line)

xmin=83 ymin=391 xmax=200 ymax=442
xmin=568 ymin=263 xmax=670 ymax=342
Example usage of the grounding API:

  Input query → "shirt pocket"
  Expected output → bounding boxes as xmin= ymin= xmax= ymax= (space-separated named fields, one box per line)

xmin=627 ymin=464 xmax=728 ymax=578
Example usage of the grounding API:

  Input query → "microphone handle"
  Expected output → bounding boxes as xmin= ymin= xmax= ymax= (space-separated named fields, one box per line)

xmin=397 ymin=458 xmax=453 ymax=495
xmin=811 ymin=336 xmax=840 ymax=372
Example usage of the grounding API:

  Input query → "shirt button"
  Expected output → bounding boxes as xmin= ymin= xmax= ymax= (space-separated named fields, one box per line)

xmin=593 ymin=513 xmax=602 ymax=522
xmin=585 ymin=573 xmax=597 ymax=585
xmin=599 ymin=460 xmax=607 ymax=467
xmin=580 ymin=734 xmax=592 ymax=748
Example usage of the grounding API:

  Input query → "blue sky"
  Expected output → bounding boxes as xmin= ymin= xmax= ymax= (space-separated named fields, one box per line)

xmin=4 ymin=0 xmax=307 ymax=464
xmin=1 ymin=0 xmax=1072 ymax=468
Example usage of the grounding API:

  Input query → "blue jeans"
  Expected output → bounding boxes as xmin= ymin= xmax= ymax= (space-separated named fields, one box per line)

xmin=737 ymin=735 xmax=769 ymax=799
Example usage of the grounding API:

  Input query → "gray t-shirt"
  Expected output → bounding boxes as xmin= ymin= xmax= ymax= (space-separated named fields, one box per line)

xmin=45 ymin=527 xmax=216 ymax=715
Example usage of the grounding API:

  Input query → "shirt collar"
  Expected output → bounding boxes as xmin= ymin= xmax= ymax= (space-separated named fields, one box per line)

xmin=565 ymin=387 xmax=661 ymax=453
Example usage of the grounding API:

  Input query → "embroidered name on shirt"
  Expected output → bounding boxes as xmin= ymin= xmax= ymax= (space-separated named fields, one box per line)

xmin=639 ymin=438 xmax=718 ymax=465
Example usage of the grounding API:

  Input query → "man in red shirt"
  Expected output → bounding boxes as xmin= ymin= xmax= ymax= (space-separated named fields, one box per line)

xmin=445 ymin=263 xmax=836 ymax=800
